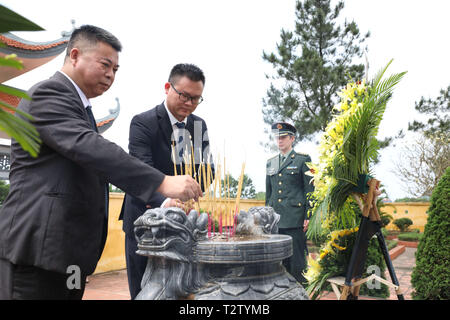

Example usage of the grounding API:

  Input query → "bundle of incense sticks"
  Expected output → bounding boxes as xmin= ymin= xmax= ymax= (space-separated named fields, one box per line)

xmin=203 ymin=157 xmax=246 ymax=239
xmin=172 ymin=135 xmax=247 ymax=238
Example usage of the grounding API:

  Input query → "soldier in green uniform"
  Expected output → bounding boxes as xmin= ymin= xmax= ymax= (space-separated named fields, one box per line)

xmin=265 ymin=122 xmax=314 ymax=285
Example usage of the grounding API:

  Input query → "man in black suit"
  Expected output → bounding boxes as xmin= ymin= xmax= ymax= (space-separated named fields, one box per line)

xmin=120 ymin=63 xmax=213 ymax=299
xmin=0 ymin=26 xmax=202 ymax=300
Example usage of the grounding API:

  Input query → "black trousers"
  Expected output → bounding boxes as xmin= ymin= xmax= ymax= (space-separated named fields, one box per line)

xmin=125 ymin=233 xmax=148 ymax=300
xmin=0 ymin=258 xmax=86 ymax=300
xmin=279 ymin=228 xmax=308 ymax=286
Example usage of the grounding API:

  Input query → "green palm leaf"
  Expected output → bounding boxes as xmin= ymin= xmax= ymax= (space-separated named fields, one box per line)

xmin=0 ymin=5 xmax=43 ymax=157
xmin=308 ymin=60 xmax=406 ymax=238
xmin=0 ymin=5 xmax=43 ymax=33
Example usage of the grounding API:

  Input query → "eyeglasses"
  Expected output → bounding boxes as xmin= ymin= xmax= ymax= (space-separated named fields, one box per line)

xmin=170 ymin=82 xmax=203 ymax=105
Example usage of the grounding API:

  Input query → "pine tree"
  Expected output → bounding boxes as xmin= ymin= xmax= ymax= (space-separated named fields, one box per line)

xmin=408 ymin=85 xmax=450 ymax=137
xmin=262 ymin=0 xmax=369 ymax=142
xmin=411 ymin=167 xmax=450 ymax=299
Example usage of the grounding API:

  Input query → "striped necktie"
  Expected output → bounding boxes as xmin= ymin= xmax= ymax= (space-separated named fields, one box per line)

xmin=175 ymin=122 xmax=186 ymax=158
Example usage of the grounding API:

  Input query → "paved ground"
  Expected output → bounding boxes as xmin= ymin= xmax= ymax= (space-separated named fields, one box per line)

xmin=82 ymin=247 xmax=417 ymax=300
xmin=83 ymin=269 xmax=130 ymax=300
xmin=387 ymin=247 xmax=416 ymax=299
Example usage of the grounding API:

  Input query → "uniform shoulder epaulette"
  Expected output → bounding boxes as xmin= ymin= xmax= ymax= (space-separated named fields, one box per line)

xmin=294 ymin=151 xmax=310 ymax=157
xmin=267 ymin=154 xmax=278 ymax=162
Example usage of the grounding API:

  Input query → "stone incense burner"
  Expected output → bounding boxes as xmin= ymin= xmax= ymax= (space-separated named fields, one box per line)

xmin=133 ymin=206 xmax=308 ymax=300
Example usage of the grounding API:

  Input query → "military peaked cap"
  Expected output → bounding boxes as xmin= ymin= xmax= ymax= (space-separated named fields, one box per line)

xmin=272 ymin=122 xmax=296 ymax=137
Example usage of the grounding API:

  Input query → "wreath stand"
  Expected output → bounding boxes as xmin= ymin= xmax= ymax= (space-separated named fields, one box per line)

xmin=327 ymin=178 xmax=405 ymax=300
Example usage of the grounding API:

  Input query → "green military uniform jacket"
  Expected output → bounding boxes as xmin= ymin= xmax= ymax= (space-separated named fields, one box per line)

xmin=265 ymin=149 xmax=314 ymax=229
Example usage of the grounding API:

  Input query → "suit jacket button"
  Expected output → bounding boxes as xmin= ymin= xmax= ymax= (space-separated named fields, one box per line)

xmin=278 ymin=181 xmax=282 ymax=185
xmin=279 ymin=173 xmax=282 ymax=177
xmin=298 ymin=202 xmax=302 ymax=206
xmin=278 ymin=190 xmax=282 ymax=194
xmin=278 ymin=199 xmax=282 ymax=203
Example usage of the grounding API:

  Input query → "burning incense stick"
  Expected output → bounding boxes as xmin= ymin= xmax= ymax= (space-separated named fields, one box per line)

xmin=235 ymin=162 xmax=246 ymax=213
xmin=171 ymin=141 xmax=177 ymax=176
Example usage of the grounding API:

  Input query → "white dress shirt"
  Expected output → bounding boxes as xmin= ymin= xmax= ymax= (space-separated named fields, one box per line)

xmin=58 ymin=70 xmax=91 ymax=109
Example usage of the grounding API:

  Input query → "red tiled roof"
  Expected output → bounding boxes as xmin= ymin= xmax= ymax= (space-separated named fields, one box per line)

xmin=97 ymin=118 xmax=115 ymax=127
xmin=0 ymin=91 xmax=116 ymax=127
xmin=0 ymin=91 xmax=20 ymax=113
xmin=0 ymin=34 xmax=68 ymax=51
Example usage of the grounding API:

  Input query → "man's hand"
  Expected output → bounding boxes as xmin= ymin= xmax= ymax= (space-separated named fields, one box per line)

xmin=157 ymin=175 xmax=202 ymax=202
xmin=303 ymin=220 xmax=309 ymax=232
xmin=162 ymin=198 xmax=184 ymax=209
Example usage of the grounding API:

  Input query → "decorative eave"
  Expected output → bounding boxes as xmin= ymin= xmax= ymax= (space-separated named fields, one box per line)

xmin=0 ymin=23 xmax=119 ymax=140
xmin=0 ymin=32 xmax=70 ymax=57
xmin=0 ymin=31 xmax=71 ymax=83
xmin=0 ymin=90 xmax=120 ymax=138
xmin=97 ymin=97 xmax=121 ymax=134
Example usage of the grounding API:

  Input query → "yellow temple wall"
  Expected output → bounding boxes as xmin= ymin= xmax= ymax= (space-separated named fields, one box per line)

xmin=383 ymin=202 xmax=430 ymax=233
xmin=93 ymin=193 xmax=127 ymax=274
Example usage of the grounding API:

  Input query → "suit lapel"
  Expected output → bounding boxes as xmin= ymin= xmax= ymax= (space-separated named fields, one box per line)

xmin=53 ymin=72 xmax=92 ymax=126
xmin=53 ymin=73 xmax=109 ymax=234
xmin=156 ymin=103 xmax=173 ymax=148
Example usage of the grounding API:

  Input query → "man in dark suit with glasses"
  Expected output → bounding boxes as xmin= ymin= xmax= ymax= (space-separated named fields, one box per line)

xmin=120 ymin=63 xmax=214 ymax=299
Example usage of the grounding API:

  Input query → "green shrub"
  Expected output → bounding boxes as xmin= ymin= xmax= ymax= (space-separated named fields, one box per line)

xmin=386 ymin=229 xmax=400 ymax=236
xmin=394 ymin=196 xmax=430 ymax=202
xmin=398 ymin=232 xmax=423 ymax=242
xmin=386 ymin=240 xmax=398 ymax=250
xmin=308 ymin=229 xmax=390 ymax=299
xmin=380 ymin=215 xmax=392 ymax=228
xmin=393 ymin=217 xmax=413 ymax=232
xmin=411 ymin=167 xmax=450 ymax=300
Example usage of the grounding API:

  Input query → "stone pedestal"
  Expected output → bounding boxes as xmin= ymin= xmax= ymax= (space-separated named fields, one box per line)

xmin=193 ymin=234 xmax=308 ymax=300
xmin=134 ymin=207 xmax=308 ymax=300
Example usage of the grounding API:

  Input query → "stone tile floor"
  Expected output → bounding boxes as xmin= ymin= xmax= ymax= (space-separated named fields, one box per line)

xmin=82 ymin=269 xmax=130 ymax=300
xmin=82 ymin=247 xmax=417 ymax=300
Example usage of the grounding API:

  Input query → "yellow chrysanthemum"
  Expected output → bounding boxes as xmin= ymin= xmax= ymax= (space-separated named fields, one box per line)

xmin=331 ymin=242 xmax=346 ymax=251
xmin=304 ymin=255 xmax=322 ymax=282
xmin=356 ymin=80 xmax=367 ymax=95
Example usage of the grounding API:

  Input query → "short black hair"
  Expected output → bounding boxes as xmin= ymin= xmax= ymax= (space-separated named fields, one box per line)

xmin=65 ymin=25 xmax=122 ymax=57
xmin=168 ymin=63 xmax=205 ymax=85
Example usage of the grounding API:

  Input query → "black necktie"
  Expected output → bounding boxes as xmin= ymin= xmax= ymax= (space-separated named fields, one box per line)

xmin=86 ymin=106 xmax=98 ymax=133
xmin=175 ymin=122 xmax=186 ymax=158
xmin=86 ymin=106 xmax=108 ymax=220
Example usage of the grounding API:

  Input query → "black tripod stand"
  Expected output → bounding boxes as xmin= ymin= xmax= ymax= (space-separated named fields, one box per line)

xmin=340 ymin=179 xmax=405 ymax=300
